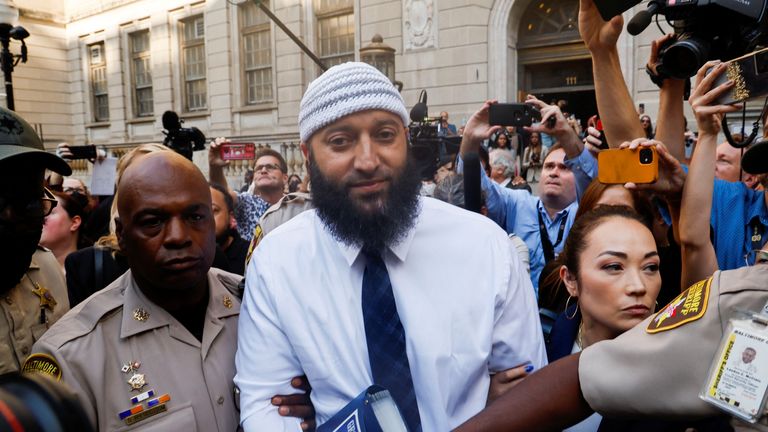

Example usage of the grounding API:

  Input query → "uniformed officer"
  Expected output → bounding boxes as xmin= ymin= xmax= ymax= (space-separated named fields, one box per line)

xmin=25 ymin=150 xmax=316 ymax=431
xmin=454 ymin=262 xmax=768 ymax=431
xmin=0 ymin=106 xmax=71 ymax=374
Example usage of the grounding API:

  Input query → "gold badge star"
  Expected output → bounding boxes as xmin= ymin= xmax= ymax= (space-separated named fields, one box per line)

xmin=223 ymin=295 xmax=233 ymax=309
xmin=127 ymin=373 xmax=147 ymax=392
xmin=31 ymin=283 xmax=56 ymax=311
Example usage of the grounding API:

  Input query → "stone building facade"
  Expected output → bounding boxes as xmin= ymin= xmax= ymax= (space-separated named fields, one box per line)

xmin=0 ymin=0 xmax=734 ymax=186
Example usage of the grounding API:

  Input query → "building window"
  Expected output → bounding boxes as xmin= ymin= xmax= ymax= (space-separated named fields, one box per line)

xmin=130 ymin=31 xmax=153 ymax=117
xmin=89 ymin=42 xmax=108 ymax=122
xmin=315 ymin=0 xmax=354 ymax=70
xmin=181 ymin=15 xmax=206 ymax=111
xmin=240 ymin=1 xmax=273 ymax=105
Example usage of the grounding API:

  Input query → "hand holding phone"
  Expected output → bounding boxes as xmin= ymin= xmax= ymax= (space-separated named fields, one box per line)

xmin=488 ymin=103 xmax=542 ymax=127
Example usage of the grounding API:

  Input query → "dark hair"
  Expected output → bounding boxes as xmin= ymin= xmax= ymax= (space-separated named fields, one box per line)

xmin=538 ymin=205 xmax=650 ymax=312
xmin=51 ymin=190 xmax=91 ymax=248
xmin=209 ymin=182 xmax=234 ymax=213
xmin=52 ymin=191 xmax=89 ymax=221
xmin=255 ymin=148 xmax=288 ymax=173
xmin=575 ymin=179 xmax=654 ymax=226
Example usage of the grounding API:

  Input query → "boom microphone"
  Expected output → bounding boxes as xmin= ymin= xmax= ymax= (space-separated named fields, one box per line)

xmin=463 ymin=152 xmax=482 ymax=214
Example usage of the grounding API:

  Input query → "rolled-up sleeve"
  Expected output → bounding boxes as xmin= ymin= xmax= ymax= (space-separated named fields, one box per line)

xmin=563 ymin=147 xmax=597 ymax=200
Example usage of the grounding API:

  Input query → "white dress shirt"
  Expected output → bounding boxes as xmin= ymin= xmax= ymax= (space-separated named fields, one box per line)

xmin=235 ymin=197 xmax=546 ymax=431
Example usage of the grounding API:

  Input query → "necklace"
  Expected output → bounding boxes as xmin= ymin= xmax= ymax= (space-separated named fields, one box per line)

xmin=576 ymin=322 xmax=585 ymax=350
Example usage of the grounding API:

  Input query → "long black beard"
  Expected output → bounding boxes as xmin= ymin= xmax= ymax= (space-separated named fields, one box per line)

xmin=309 ymin=152 xmax=422 ymax=253
xmin=0 ymin=225 xmax=42 ymax=294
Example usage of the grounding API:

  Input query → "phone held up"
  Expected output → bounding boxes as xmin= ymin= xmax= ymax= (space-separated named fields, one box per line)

xmin=65 ymin=145 xmax=98 ymax=160
xmin=598 ymin=146 xmax=658 ymax=185
xmin=220 ymin=142 xmax=256 ymax=161
xmin=489 ymin=103 xmax=556 ymax=128
xmin=709 ymin=47 xmax=768 ymax=105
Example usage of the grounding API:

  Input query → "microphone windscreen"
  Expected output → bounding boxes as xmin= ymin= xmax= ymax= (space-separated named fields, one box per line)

xmin=410 ymin=103 xmax=427 ymax=123
xmin=162 ymin=111 xmax=179 ymax=130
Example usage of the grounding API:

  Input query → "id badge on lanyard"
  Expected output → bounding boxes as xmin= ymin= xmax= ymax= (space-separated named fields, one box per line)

xmin=701 ymin=311 xmax=768 ymax=423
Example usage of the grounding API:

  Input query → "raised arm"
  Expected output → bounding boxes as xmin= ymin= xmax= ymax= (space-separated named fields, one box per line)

xmin=680 ymin=61 xmax=740 ymax=287
xmin=650 ymin=34 xmax=687 ymax=162
xmin=208 ymin=137 xmax=238 ymax=204
xmin=578 ymin=0 xmax=644 ymax=146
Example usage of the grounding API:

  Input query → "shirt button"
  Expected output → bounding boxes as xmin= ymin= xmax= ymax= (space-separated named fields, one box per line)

xmin=217 ymin=396 xmax=224 ymax=405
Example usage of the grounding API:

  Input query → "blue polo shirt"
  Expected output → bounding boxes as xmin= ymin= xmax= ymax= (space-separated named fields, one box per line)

xmin=710 ymin=179 xmax=768 ymax=269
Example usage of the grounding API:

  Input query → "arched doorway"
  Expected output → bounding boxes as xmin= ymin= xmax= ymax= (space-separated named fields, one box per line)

xmin=515 ymin=0 xmax=596 ymax=126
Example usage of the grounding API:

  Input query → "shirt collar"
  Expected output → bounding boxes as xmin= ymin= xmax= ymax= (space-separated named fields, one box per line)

xmin=536 ymin=199 xmax=573 ymax=223
xmin=120 ymin=271 xmax=240 ymax=339
xmin=334 ymin=201 xmax=422 ymax=267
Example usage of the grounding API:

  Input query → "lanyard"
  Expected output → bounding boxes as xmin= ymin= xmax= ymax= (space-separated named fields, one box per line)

xmin=538 ymin=210 xmax=567 ymax=263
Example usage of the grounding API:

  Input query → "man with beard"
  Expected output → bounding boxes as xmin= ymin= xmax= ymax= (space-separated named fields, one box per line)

xmin=210 ymin=182 xmax=249 ymax=275
xmin=235 ymin=62 xmax=546 ymax=430
xmin=0 ymin=107 xmax=71 ymax=374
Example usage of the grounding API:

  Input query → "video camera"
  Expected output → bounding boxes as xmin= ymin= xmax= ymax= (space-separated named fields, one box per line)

xmin=596 ymin=0 xmax=768 ymax=79
xmin=161 ymin=111 xmax=207 ymax=161
xmin=408 ymin=90 xmax=462 ymax=180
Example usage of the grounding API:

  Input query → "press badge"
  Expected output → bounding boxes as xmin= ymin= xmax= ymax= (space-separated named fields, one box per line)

xmin=701 ymin=314 xmax=768 ymax=423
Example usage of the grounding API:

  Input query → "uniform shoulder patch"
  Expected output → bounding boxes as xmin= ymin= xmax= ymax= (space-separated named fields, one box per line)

xmin=22 ymin=353 xmax=62 ymax=381
xmin=245 ymin=224 xmax=263 ymax=267
xmin=647 ymin=277 xmax=712 ymax=334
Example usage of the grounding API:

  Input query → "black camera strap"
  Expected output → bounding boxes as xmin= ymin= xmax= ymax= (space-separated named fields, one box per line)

xmin=538 ymin=210 xmax=567 ymax=263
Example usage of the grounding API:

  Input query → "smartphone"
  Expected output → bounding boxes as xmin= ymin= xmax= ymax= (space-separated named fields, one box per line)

xmin=710 ymin=47 xmax=768 ymax=105
xmin=220 ymin=142 xmax=256 ymax=161
xmin=595 ymin=118 xmax=609 ymax=150
xmin=489 ymin=103 xmax=542 ymax=127
xmin=66 ymin=145 xmax=97 ymax=160
xmin=598 ymin=147 xmax=658 ymax=184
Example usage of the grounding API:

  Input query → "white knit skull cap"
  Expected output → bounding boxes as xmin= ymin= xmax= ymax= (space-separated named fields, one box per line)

xmin=298 ymin=62 xmax=410 ymax=142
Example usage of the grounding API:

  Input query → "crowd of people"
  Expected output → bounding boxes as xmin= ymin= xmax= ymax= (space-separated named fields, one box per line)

xmin=1 ymin=0 xmax=768 ymax=430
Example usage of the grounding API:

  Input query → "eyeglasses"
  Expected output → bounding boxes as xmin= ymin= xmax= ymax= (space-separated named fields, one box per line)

xmin=254 ymin=163 xmax=281 ymax=172
xmin=745 ymin=249 xmax=768 ymax=266
xmin=0 ymin=187 xmax=58 ymax=221
xmin=63 ymin=187 xmax=86 ymax=195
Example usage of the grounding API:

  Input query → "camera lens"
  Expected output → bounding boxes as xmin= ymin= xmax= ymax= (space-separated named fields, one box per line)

xmin=639 ymin=148 xmax=653 ymax=165
xmin=660 ymin=36 xmax=710 ymax=79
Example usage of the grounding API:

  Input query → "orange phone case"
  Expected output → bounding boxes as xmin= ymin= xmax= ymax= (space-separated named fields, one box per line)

xmin=597 ymin=147 xmax=658 ymax=184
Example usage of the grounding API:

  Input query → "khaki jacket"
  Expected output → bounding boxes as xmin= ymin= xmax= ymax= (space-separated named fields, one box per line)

xmin=0 ymin=247 xmax=68 ymax=373
xmin=27 ymin=268 xmax=242 ymax=432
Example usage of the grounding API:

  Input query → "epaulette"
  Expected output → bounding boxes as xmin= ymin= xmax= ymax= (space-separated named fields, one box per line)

xmin=37 ymin=277 xmax=126 ymax=350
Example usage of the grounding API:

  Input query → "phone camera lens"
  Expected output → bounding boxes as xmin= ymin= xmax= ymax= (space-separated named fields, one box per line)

xmin=639 ymin=148 xmax=653 ymax=165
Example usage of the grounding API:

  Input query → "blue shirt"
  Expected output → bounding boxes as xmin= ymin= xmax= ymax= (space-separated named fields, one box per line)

xmin=459 ymin=147 xmax=597 ymax=292
xmin=710 ymin=179 xmax=768 ymax=270
xmin=235 ymin=192 xmax=270 ymax=241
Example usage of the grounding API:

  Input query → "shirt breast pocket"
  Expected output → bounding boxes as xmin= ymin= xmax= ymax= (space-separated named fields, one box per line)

xmin=112 ymin=402 xmax=197 ymax=432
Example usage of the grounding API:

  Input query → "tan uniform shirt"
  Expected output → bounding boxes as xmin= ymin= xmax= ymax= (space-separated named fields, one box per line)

xmin=0 ymin=247 xmax=68 ymax=373
xmin=246 ymin=192 xmax=313 ymax=266
xmin=580 ymin=265 xmax=768 ymax=425
xmin=26 ymin=268 xmax=242 ymax=432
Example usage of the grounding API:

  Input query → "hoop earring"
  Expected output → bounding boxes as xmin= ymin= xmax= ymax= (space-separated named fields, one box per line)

xmin=565 ymin=296 xmax=579 ymax=320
